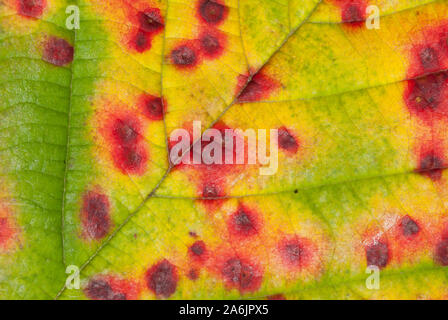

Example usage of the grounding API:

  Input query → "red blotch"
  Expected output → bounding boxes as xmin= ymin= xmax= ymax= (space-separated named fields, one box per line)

xmin=85 ymin=275 xmax=139 ymax=300
xmin=435 ymin=238 xmax=448 ymax=266
xmin=81 ymin=191 xmax=110 ymax=240
xmin=403 ymin=72 xmax=448 ymax=123
xmin=169 ymin=121 xmax=243 ymax=170
xmin=42 ymin=37 xmax=74 ymax=66
xmin=17 ymin=0 xmax=46 ymax=18
xmin=399 ymin=215 xmax=420 ymax=238
xmin=107 ymin=113 xmax=148 ymax=175
xmin=197 ymin=0 xmax=229 ymax=26
xmin=126 ymin=7 xmax=164 ymax=53
xmin=221 ymin=257 xmax=263 ymax=293
xmin=189 ymin=231 xmax=198 ymax=238
xmin=170 ymin=41 xmax=200 ymax=69
xmin=228 ymin=204 xmax=261 ymax=238
xmin=236 ymin=71 xmax=280 ymax=102
xmin=278 ymin=127 xmax=299 ymax=154
xmin=415 ymin=151 xmax=446 ymax=181
xmin=145 ymin=259 xmax=178 ymax=298
xmin=138 ymin=94 xmax=166 ymax=121
xmin=189 ymin=240 xmax=208 ymax=263
xmin=168 ymin=121 xmax=247 ymax=213
xmin=199 ymin=181 xmax=226 ymax=212
xmin=137 ymin=8 xmax=164 ymax=34
xmin=128 ymin=29 xmax=153 ymax=53
xmin=407 ymin=24 xmax=448 ymax=78
xmin=199 ymin=29 xmax=227 ymax=59
xmin=111 ymin=116 xmax=140 ymax=146
xmin=187 ymin=268 xmax=200 ymax=280
xmin=340 ymin=0 xmax=367 ymax=27
xmin=0 ymin=217 xmax=15 ymax=250
xmin=267 ymin=294 xmax=286 ymax=300
xmin=278 ymin=236 xmax=313 ymax=269
xmin=365 ymin=241 xmax=390 ymax=269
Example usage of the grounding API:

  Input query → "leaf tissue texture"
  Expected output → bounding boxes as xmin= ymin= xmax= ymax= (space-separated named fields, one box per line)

xmin=1 ymin=0 xmax=448 ymax=300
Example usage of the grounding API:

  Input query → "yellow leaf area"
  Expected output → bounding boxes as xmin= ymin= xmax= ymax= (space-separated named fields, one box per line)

xmin=1 ymin=0 xmax=448 ymax=300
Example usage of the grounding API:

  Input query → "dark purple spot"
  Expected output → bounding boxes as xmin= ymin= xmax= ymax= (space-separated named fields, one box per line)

xmin=189 ymin=240 xmax=206 ymax=257
xmin=200 ymin=33 xmax=222 ymax=57
xmin=140 ymin=95 xmax=165 ymax=120
xmin=42 ymin=37 xmax=74 ymax=66
xmin=84 ymin=279 xmax=126 ymax=300
xmin=236 ymin=72 xmax=279 ymax=102
xmin=187 ymin=268 xmax=199 ymax=280
xmin=82 ymin=191 xmax=110 ymax=240
xmin=435 ymin=239 xmax=448 ymax=266
xmin=281 ymin=241 xmax=303 ymax=265
xmin=416 ymin=153 xmax=444 ymax=181
xmin=170 ymin=45 xmax=198 ymax=68
xmin=366 ymin=242 xmax=389 ymax=269
xmin=120 ymin=146 xmax=145 ymax=170
xmin=146 ymin=259 xmax=178 ymax=298
xmin=137 ymin=8 xmax=164 ymax=33
xmin=202 ymin=184 xmax=219 ymax=198
xmin=221 ymin=258 xmax=261 ymax=292
xmin=405 ymin=72 xmax=448 ymax=113
xmin=198 ymin=0 xmax=228 ymax=25
xmin=228 ymin=206 xmax=258 ymax=237
xmin=419 ymin=47 xmax=439 ymax=71
xmin=400 ymin=215 xmax=420 ymax=237
xmin=132 ymin=29 xmax=152 ymax=53
xmin=113 ymin=120 xmax=138 ymax=146
xmin=278 ymin=127 xmax=299 ymax=153
xmin=342 ymin=4 xmax=364 ymax=23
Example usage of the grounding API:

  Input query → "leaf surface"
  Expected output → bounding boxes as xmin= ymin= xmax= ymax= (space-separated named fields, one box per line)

xmin=1 ymin=0 xmax=448 ymax=300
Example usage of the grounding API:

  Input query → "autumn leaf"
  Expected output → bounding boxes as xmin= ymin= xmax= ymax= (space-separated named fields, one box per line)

xmin=1 ymin=0 xmax=448 ymax=300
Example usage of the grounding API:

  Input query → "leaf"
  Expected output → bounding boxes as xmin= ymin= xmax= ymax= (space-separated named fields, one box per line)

xmin=1 ymin=0 xmax=448 ymax=300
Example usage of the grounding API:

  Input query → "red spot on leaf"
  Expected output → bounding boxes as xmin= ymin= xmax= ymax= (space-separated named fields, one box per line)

xmin=198 ymin=181 xmax=226 ymax=212
xmin=365 ymin=241 xmax=390 ymax=269
xmin=81 ymin=191 xmax=110 ymax=240
xmin=139 ymin=94 xmax=166 ymax=121
xmin=399 ymin=215 xmax=420 ymax=238
xmin=106 ymin=112 xmax=148 ymax=175
xmin=128 ymin=29 xmax=153 ymax=53
xmin=199 ymin=29 xmax=226 ymax=59
xmin=404 ymin=72 xmax=448 ymax=123
xmin=170 ymin=42 xmax=200 ymax=69
xmin=196 ymin=0 xmax=229 ymax=26
xmin=221 ymin=257 xmax=263 ymax=293
xmin=137 ymin=8 xmax=164 ymax=33
xmin=42 ymin=37 xmax=74 ymax=66
xmin=145 ymin=259 xmax=178 ymax=298
xmin=278 ymin=127 xmax=299 ymax=154
xmin=278 ymin=236 xmax=313 ymax=269
xmin=341 ymin=1 xmax=367 ymax=27
xmin=407 ymin=24 xmax=448 ymax=78
xmin=126 ymin=7 xmax=164 ymax=53
xmin=189 ymin=240 xmax=208 ymax=263
xmin=85 ymin=275 xmax=139 ymax=300
xmin=415 ymin=151 xmax=445 ymax=181
xmin=187 ymin=268 xmax=200 ymax=280
xmin=168 ymin=121 xmax=248 ymax=213
xmin=435 ymin=238 xmax=448 ymax=266
xmin=228 ymin=204 xmax=261 ymax=238
xmin=0 ymin=216 xmax=17 ymax=251
xmin=17 ymin=0 xmax=46 ymax=18
xmin=236 ymin=71 xmax=280 ymax=102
